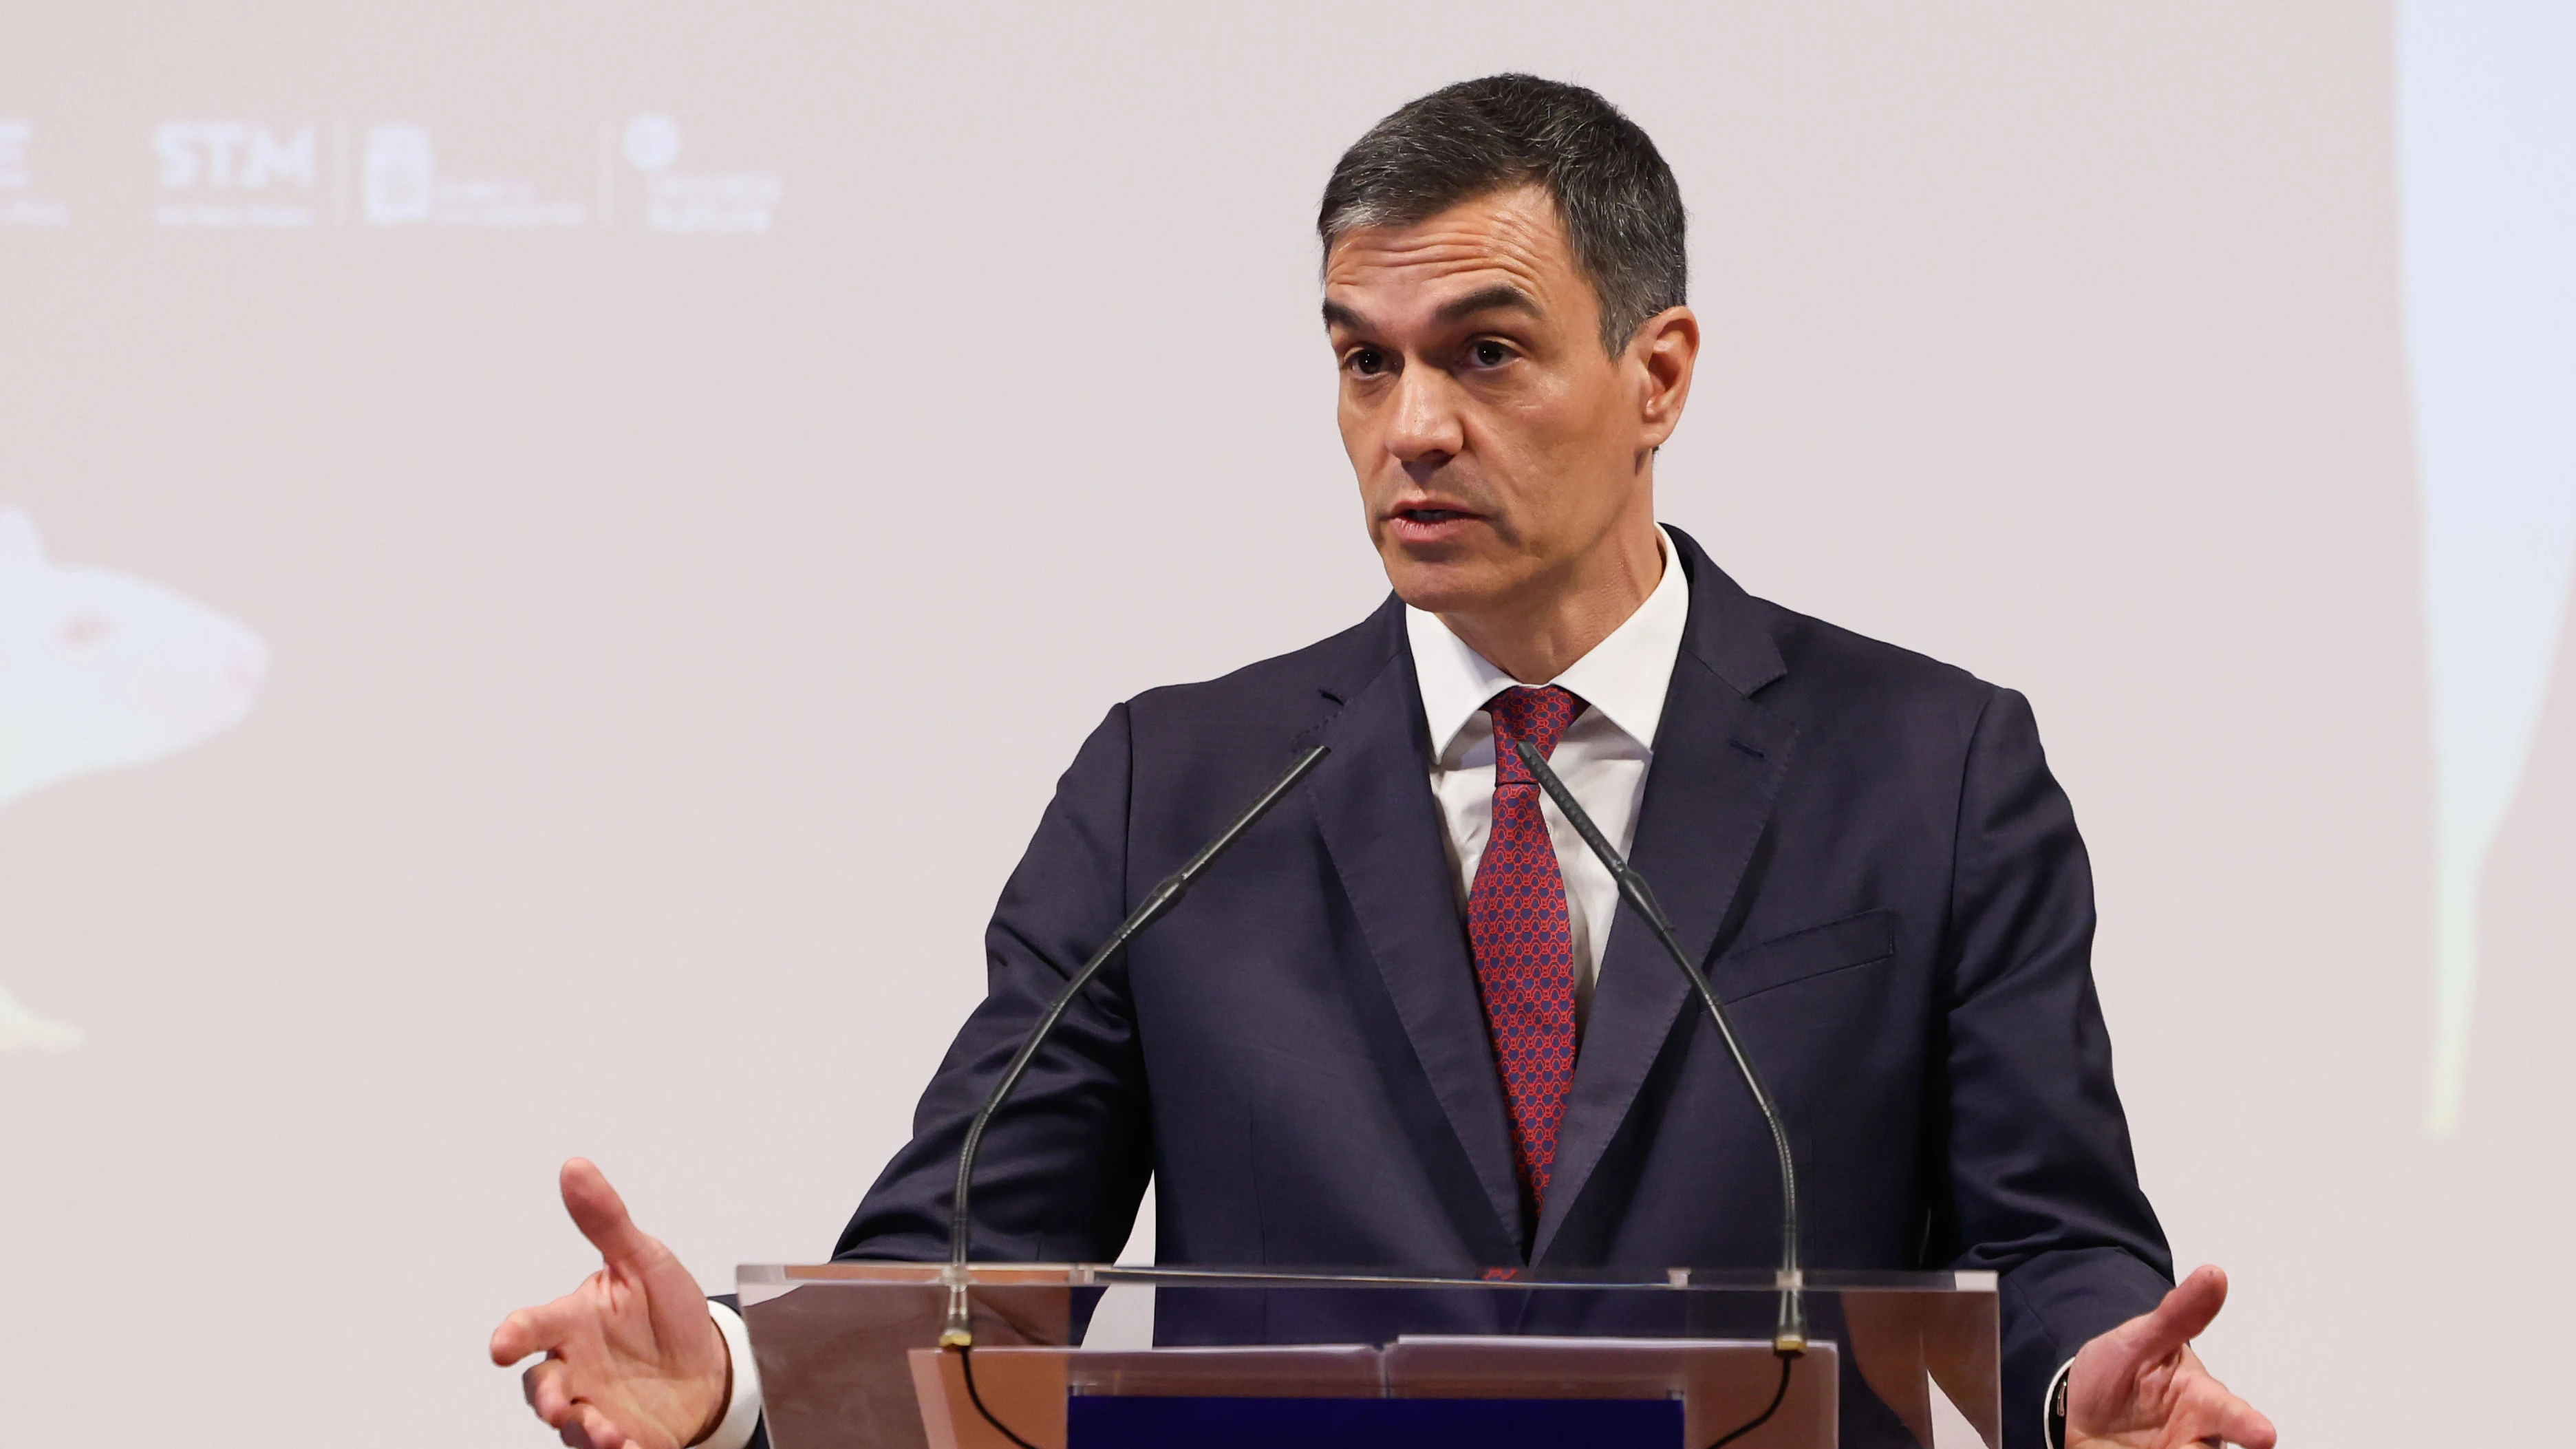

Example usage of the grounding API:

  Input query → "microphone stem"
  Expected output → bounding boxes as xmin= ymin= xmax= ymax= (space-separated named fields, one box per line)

xmin=941 ymin=744 xmax=1329 ymax=1347
xmin=1512 ymin=738 xmax=1807 ymax=1354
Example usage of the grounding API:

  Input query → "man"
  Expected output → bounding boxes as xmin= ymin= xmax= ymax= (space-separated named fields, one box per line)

xmin=493 ymin=76 xmax=2277 ymax=1449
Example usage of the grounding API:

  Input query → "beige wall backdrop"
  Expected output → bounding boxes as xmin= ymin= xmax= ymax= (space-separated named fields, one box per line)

xmin=3 ymin=3 xmax=2566 ymax=1444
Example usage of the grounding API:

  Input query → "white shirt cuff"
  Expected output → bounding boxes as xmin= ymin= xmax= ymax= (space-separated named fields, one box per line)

xmin=697 ymin=1301 xmax=764 ymax=1449
xmin=2043 ymin=1357 xmax=2074 ymax=1448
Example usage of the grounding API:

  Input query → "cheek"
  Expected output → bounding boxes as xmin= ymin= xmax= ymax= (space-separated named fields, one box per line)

xmin=1474 ymin=396 xmax=1617 ymax=537
xmin=1336 ymin=396 xmax=1366 ymax=452
xmin=1465 ymin=391 xmax=1576 ymax=478
xmin=1338 ymin=397 xmax=1391 ymax=475
xmin=1504 ymin=371 xmax=1607 ymax=456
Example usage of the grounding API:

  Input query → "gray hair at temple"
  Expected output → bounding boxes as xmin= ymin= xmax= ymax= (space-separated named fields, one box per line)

xmin=1318 ymin=74 xmax=1689 ymax=356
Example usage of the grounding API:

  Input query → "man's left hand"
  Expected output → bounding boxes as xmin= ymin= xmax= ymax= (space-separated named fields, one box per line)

xmin=2068 ymin=1265 xmax=2277 ymax=1448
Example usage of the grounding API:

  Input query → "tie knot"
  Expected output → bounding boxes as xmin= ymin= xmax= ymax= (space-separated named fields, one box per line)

xmin=1487 ymin=685 xmax=1582 ymax=782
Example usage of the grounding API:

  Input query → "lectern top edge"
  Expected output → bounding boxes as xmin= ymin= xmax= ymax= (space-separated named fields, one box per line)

xmin=739 ymin=1262 xmax=1998 ymax=1293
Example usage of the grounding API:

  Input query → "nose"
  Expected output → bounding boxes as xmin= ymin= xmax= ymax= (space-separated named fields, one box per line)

xmin=1382 ymin=366 xmax=1466 ymax=477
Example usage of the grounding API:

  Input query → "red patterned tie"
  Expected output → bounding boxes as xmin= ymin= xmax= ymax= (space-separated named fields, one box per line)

xmin=1466 ymin=685 xmax=1584 ymax=1223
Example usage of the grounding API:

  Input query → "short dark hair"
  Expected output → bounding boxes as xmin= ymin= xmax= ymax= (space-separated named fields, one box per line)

xmin=1318 ymin=74 xmax=1688 ymax=355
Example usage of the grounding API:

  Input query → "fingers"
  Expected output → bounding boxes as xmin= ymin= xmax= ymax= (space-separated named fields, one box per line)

xmin=526 ymin=1356 xmax=567 ymax=1417
xmin=2072 ymin=1266 xmax=2240 ymax=1423
xmin=525 ymin=1357 xmax=635 ymax=1449
xmin=560 ymin=1157 xmax=656 ymax=1269
xmin=492 ymin=1299 xmax=583 ymax=1365
xmin=2067 ymin=1272 xmax=2273 ymax=1449
xmin=2130 ymin=1264 xmax=2229 ymax=1364
xmin=567 ymin=1402 xmax=630 ymax=1449
xmin=2215 ymin=1397 xmax=2279 ymax=1449
xmin=2194 ymin=1364 xmax=2275 ymax=1449
xmin=2176 ymin=1371 xmax=2277 ymax=1449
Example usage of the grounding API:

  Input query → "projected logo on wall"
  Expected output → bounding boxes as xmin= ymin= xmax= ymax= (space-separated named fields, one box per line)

xmin=620 ymin=111 xmax=780 ymax=234
xmin=153 ymin=120 xmax=320 ymax=227
xmin=142 ymin=112 xmax=779 ymax=232
xmin=0 ymin=119 xmax=72 ymax=228
xmin=358 ymin=122 xmax=587 ymax=228
xmin=0 ymin=511 xmax=268 ymax=1054
xmin=2401 ymin=1 xmax=2576 ymax=1132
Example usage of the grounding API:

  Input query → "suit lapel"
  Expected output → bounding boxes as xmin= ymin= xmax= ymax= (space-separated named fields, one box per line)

xmin=1531 ymin=536 xmax=1799 ymax=1265
xmin=1299 ymin=607 xmax=1525 ymax=1254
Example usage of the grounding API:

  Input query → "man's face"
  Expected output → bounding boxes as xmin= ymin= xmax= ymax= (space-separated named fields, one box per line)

xmin=1324 ymin=185 xmax=1682 ymax=618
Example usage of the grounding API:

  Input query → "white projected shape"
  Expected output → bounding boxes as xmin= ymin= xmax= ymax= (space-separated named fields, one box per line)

xmin=624 ymin=113 xmax=681 ymax=173
xmin=621 ymin=113 xmax=779 ymax=235
xmin=0 ymin=120 xmax=31 ymax=189
xmin=2400 ymin=0 xmax=2576 ymax=1131
xmin=0 ymin=509 xmax=270 ymax=1053
xmin=153 ymin=121 xmax=315 ymax=190
xmin=363 ymin=124 xmax=434 ymax=225
xmin=0 ymin=117 xmax=68 ymax=227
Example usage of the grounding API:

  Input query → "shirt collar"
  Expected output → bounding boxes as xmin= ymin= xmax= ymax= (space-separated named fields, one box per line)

xmin=1405 ymin=525 xmax=1691 ymax=762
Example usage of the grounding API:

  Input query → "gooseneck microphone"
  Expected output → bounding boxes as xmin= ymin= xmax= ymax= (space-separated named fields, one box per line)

xmin=940 ymin=742 xmax=1329 ymax=1353
xmin=1510 ymin=737 xmax=1808 ymax=1360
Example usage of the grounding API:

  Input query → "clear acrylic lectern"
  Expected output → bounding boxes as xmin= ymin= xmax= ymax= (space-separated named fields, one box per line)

xmin=738 ymin=1263 xmax=1999 ymax=1448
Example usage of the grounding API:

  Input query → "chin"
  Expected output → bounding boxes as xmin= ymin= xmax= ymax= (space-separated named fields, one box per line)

xmin=1378 ymin=547 xmax=1506 ymax=617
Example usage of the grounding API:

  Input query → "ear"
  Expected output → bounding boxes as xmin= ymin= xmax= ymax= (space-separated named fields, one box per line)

xmin=0 ymin=508 xmax=44 ymax=570
xmin=1633 ymin=305 xmax=1700 ymax=451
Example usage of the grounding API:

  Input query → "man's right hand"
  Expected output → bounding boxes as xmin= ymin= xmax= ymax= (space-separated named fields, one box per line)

xmin=489 ymin=1159 xmax=731 ymax=1449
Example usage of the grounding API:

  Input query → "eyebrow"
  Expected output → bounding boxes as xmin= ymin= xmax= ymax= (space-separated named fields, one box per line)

xmin=1433 ymin=283 xmax=1541 ymax=325
xmin=1320 ymin=283 xmax=1543 ymax=334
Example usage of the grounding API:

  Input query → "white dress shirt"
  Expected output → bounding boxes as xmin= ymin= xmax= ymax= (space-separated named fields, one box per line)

xmin=1406 ymin=526 xmax=1689 ymax=1032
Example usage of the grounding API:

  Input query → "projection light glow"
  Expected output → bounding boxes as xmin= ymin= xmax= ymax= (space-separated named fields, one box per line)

xmin=2400 ymin=0 xmax=2576 ymax=1133
xmin=0 ymin=510 xmax=268 ymax=1053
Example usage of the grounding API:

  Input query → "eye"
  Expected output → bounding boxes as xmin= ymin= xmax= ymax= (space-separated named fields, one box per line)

xmin=1343 ymin=347 xmax=1390 ymax=378
xmin=1468 ymin=339 xmax=1512 ymax=368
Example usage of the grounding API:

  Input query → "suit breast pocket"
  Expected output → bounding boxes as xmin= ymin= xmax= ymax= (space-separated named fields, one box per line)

xmin=1710 ymin=909 xmax=1900 ymax=1005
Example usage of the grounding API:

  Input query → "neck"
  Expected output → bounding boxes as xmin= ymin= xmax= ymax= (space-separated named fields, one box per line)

xmin=1437 ymin=513 xmax=1665 ymax=684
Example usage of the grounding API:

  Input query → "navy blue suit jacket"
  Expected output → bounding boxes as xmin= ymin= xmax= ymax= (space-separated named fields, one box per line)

xmin=834 ymin=528 xmax=2171 ymax=1443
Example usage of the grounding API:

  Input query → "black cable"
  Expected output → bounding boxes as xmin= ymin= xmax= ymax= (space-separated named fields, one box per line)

xmin=953 ymin=1342 xmax=1049 ymax=1449
xmin=1706 ymin=1351 xmax=1796 ymax=1448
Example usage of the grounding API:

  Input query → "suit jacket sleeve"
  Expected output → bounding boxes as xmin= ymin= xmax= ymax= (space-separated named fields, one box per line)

xmin=831 ymin=703 xmax=1155 ymax=1264
xmin=1935 ymin=685 xmax=2174 ymax=1431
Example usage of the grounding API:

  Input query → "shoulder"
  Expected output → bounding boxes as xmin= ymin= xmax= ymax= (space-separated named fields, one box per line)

xmin=1718 ymin=592 xmax=2072 ymax=852
xmin=1732 ymin=592 xmax=2026 ymax=770
xmin=1761 ymin=597 xmax=1994 ymax=709
xmin=1120 ymin=595 xmax=1405 ymax=744
xmin=1670 ymin=526 xmax=2008 ymax=742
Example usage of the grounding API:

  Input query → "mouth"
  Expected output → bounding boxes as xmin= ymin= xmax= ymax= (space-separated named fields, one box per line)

xmin=1385 ymin=500 xmax=1485 ymax=546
